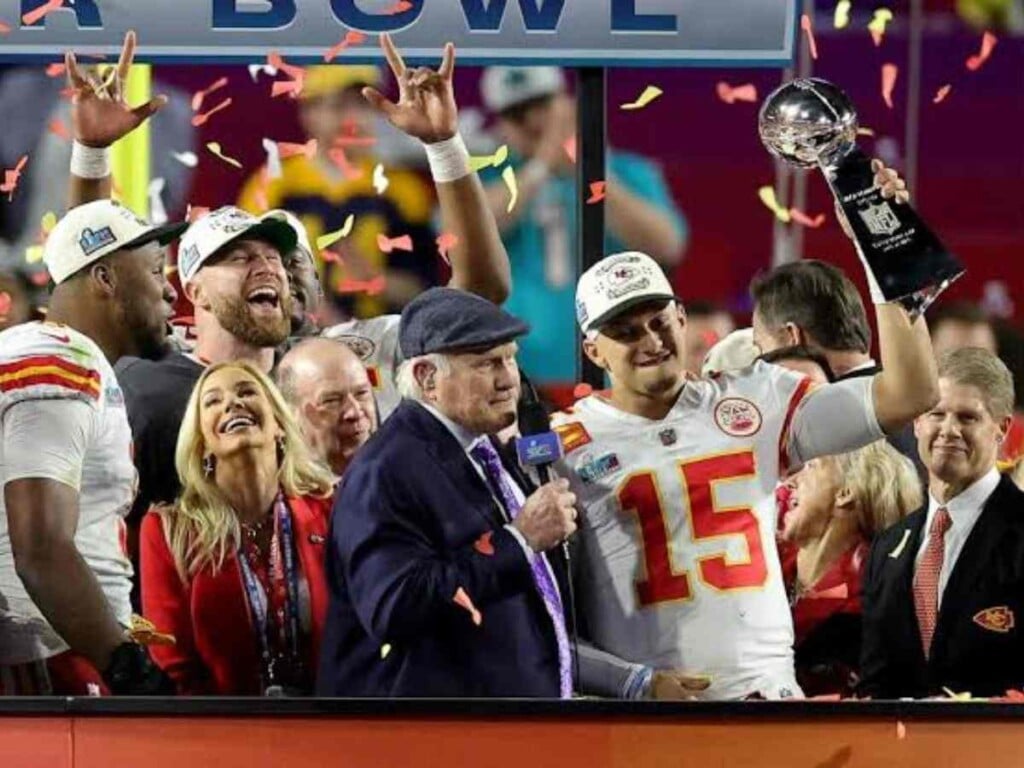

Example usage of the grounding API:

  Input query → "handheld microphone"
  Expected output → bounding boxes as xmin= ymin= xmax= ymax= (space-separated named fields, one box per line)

xmin=514 ymin=399 xmax=563 ymax=483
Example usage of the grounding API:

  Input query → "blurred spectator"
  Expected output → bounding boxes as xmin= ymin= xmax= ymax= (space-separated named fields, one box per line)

xmin=685 ymin=301 xmax=735 ymax=376
xmin=264 ymin=209 xmax=324 ymax=340
xmin=479 ymin=67 xmax=687 ymax=384
xmin=928 ymin=301 xmax=997 ymax=358
xmin=277 ymin=338 xmax=377 ymax=475
xmin=994 ymin=319 xmax=1024 ymax=461
xmin=141 ymin=361 xmax=335 ymax=695
xmin=779 ymin=441 xmax=921 ymax=696
xmin=0 ymin=269 xmax=33 ymax=331
xmin=861 ymin=348 xmax=1024 ymax=698
xmin=238 ymin=66 xmax=439 ymax=323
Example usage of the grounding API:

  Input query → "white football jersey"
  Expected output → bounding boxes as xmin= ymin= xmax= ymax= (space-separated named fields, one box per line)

xmin=322 ymin=315 xmax=402 ymax=420
xmin=555 ymin=361 xmax=818 ymax=700
xmin=0 ymin=322 xmax=136 ymax=664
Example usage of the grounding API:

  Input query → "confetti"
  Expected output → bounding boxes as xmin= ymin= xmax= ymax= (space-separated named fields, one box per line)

xmin=868 ymin=9 xmax=893 ymax=47
xmin=372 ymin=163 xmax=390 ymax=195
xmin=833 ymin=0 xmax=851 ymax=29
xmin=470 ymin=145 xmax=509 ymax=173
xmin=377 ymin=234 xmax=413 ymax=254
xmin=857 ymin=127 xmax=876 ymax=137
xmin=41 ymin=211 xmax=57 ymax=233
xmin=278 ymin=139 xmax=318 ymax=160
xmin=453 ymin=587 xmax=482 ymax=626
xmin=22 ymin=0 xmax=62 ymax=26
xmin=25 ymin=246 xmax=43 ymax=264
xmin=436 ymin=232 xmax=458 ymax=265
xmin=148 ymin=178 xmax=168 ymax=225
xmin=386 ymin=0 xmax=415 ymax=13
xmin=45 ymin=62 xmax=65 ymax=78
xmin=896 ymin=721 xmax=906 ymax=740
xmin=272 ymin=80 xmax=303 ymax=99
xmin=789 ymin=208 xmax=826 ymax=228
xmin=563 ymin=137 xmax=577 ymax=164
xmin=337 ymin=276 xmax=385 ymax=295
xmin=186 ymin=205 xmax=211 ymax=222
xmin=48 ymin=118 xmax=70 ymax=141
xmin=316 ymin=215 xmax=356 ymax=250
xmin=1 ymin=155 xmax=29 ymax=201
xmin=191 ymin=97 xmax=233 ymax=127
xmin=586 ymin=181 xmax=607 ymax=204
xmin=191 ymin=76 xmax=229 ymax=113
xmin=942 ymin=687 xmax=973 ymax=701
xmin=573 ymin=383 xmax=593 ymax=399
xmin=620 ymin=85 xmax=663 ymax=111
xmin=933 ymin=84 xmax=952 ymax=104
xmin=248 ymin=64 xmax=278 ymax=82
xmin=0 ymin=21 xmax=10 ymax=35
xmin=324 ymin=30 xmax=368 ymax=62
xmin=171 ymin=150 xmax=199 ymax=168
xmin=0 ymin=292 xmax=10 ymax=318
xmin=758 ymin=185 xmax=791 ymax=223
xmin=474 ymin=531 xmax=495 ymax=556
xmin=966 ymin=31 xmax=997 ymax=72
xmin=206 ymin=142 xmax=242 ymax=169
xmin=321 ymin=249 xmax=343 ymax=265
xmin=801 ymin=14 xmax=819 ymax=60
xmin=380 ymin=644 xmax=392 ymax=659
xmin=501 ymin=166 xmax=518 ymax=213
xmin=716 ymin=82 xmax=758 ymax=104
xmin=268 ymin=52 xmax=306 ymax=98
xmin=261 ymin=138 xmax=283 ymax=179
xmin=332 ymin=134 xmax=377 ymax=149
xmin=881 ymin=63 xmax=898 ymax=109
xmin=328 ymin=148 xmax=363 ymax=180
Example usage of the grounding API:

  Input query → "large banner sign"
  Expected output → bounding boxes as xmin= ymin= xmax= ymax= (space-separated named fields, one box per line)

xmin=0 ymin=0 xmax=797 ymax=66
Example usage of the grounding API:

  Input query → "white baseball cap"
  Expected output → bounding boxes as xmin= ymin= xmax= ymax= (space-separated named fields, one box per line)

xmin=575 ymin=251 xmax=679 ymax=334
xmin=43 ymin=199 xmax=188 ymax=285
xmin=262 ymin=209 xmax=315 ymax=261
xmin=177 ymin=206 xmax=298 ymax=286
xmin=481 ymin=67 xmax=566 ymax=114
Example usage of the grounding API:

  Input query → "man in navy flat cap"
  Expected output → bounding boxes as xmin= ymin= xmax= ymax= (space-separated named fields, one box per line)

xmin=316 ymin=287 xmax=578 ymax=697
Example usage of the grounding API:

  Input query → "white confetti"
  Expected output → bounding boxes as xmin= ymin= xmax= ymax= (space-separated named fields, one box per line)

xmin=171 ymin=151 xmax=198 ymax=168
xmin=248 ymin=63 xmax=278 ymax=82
xmin=372 ymin=163 xmax=389 ymax=195
xmin=148 ymin=178 xmax=168 ymax=225
xmin=261 ymin=138 xmax=283 ymax=179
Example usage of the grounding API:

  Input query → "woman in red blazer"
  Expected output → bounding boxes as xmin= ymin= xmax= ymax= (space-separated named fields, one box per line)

xmin=141 ymin=361 xmax=336 ymax=696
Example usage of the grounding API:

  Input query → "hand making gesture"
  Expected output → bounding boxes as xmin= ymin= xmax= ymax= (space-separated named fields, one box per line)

xmin=66 ymin=30 xmax=168 ymax=148
xmin=361 ymin=33 xmax=458 ymax=145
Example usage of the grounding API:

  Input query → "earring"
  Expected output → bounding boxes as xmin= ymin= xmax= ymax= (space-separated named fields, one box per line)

xmin=202 ymin=454 xmax=215 ymax=478
xmin=276 ymin=436 xmax=286 ymax=463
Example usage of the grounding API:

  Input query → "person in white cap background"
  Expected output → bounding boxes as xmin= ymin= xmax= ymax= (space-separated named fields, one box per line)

xmin=478 ymin=66 xmax=687 ymax=388
xmin=0 ymin=198 xmax=181 ymax=695
xmin=551 ymin=163 xmax=939 ymax=700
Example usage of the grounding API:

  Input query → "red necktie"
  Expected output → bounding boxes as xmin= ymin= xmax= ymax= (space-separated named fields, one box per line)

xmin=913 ymin=507 xmax=952 ymax=658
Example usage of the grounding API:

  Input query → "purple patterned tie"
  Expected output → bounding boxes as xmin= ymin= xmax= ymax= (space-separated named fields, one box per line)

xmin=470 ymin=438 xmax=573 ymax=698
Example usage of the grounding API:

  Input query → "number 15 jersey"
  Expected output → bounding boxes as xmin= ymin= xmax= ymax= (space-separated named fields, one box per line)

xmin=555 ymin=362 xmax=880 ymax=700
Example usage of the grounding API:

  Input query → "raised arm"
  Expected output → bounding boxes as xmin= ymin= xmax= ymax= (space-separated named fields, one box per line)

xmin=362 ymin=34 xmax=511 ymax=304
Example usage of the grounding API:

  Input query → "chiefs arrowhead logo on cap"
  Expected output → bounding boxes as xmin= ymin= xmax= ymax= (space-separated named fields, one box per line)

xmin=973 ymin=606 xmax=1015 ymax=634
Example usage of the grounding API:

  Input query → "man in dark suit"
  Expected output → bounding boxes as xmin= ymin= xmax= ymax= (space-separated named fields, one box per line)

xmin=316 ymin=287 xmax=578 ymax=697
xmin=860 ymin=347 xmax=1024 ymax=698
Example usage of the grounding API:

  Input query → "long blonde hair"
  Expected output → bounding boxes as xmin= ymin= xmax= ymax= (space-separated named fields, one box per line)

xmin=160 ymin=360 xmax=335 ymax=578
xmin=832 ymin=440 xmax=922 ymax=537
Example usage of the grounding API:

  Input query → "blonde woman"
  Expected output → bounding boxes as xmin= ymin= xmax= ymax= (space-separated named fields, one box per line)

xmin=140 ymin=361 xmax=335 ymax=695
xmin=777 ymin=440 xmax=922 ymax=696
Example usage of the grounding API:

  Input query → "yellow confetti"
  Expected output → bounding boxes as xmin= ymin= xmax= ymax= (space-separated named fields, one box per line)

xmin=501 ymin=165 xmax=518 ymax=213
xmin=942 ymin=686 xmax=973 ymax=701
xmin=857 ymin=127 xmax=876 ymax=137
xmin=381 ymin=643 xmax=392 ymax=659
xmin=834 ymin=0 xmax=851 ymax=29
xmin=868 ymin=8 xmax=893 ymax=46
xmin=205 ymin=142 xmax=242 ymax=169
xmin=470 ymin=144 xmax=509 ymax=173
xmin=41 ymin=211 xmax=57 ymax=234
xmin=316 ymin=214 xmax=356 ymax=250
xmin=493 ymin=144 xmax=509 ymax=166
xmin=25 ymin=245 xmax=43 ymax=264
xmin=621 ymin=85 xmax=663 ymax=111
xmin=758 ymin=185 xmax=791 ymax=223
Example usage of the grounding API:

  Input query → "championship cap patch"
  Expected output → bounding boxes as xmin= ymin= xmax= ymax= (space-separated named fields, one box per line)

xmin=78 ymin=226 xmax=117 ymax=257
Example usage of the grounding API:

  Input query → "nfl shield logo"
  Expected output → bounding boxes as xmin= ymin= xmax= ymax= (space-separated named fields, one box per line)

xmin=857 ymin=201 xmax=902 ymax=237
xmin=659 ymin=428 xmax=677 ymax=446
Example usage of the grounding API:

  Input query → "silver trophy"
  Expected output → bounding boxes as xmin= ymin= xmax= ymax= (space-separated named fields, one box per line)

xmin=759 ymin=78 xmax=964 ymax=319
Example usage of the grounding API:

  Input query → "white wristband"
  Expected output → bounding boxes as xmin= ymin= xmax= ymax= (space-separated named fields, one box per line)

xmin=70 ymin=141 xmax=111 ymax=180
xmin=424 ymin=133 xmax=470 ymax=183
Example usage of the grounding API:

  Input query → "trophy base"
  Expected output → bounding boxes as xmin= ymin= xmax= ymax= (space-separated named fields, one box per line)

xmin=823 ymin=148 xmax=965 ymax=311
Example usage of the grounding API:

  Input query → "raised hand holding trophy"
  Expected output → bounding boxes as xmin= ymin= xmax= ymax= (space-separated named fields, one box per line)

xmin=758 ymin=78 xmax=964 ymax=319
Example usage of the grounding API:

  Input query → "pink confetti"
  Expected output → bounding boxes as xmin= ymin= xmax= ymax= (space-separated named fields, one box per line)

xmin=377 ymin=234 xmax=413 ymax=253
xmin=789 ymin=208 xmax=826 ymax=228
xmin=191 ymin=76 xmax=229 ymax=113
xmin=716 ymin=82 xmax=758 ymax=105
xmin=573 ymin=383 xmax=593 ymax=399
xmin=278 ymin=139 xmax=318 ymax=159
xmin=48 ymin=118 xmax=69 ymax=141
xmin=474 ymin=532 xmax=495 ymax=556
xmin=881 ymin=63 xmax=898 ymax=109
xmin=271 ymin=80 xmax=303 ymax=99
xmin=328 ymin=148 xmax=364 ymax=180
xmin=386 ymin=0 xmax=415 ymax=14
xmin=333 ymin=134 xmax=377 ymax=149
xmin=586 ymin=181 xmax=607 ymax=204
xmin=436 ymin=232 xmax=459 ymax=265
xmin=45 ymin=62 xmax=65 ymax=78
xmin=337 ymin=276 xmax=385 ymax=295
xmin=324 ymin=30 xmax=369 ymax=62
xmin=896 ymin=721 xmax=907 ymax=740
xmin=0 ymin=155 xmax=28 ymax=201
xmin=966 ymin=31 xmax=997 ymax=72
xmin=933 ymin=84 xmax=952 ymax=104
xmin=22 ymin=0 xmax=62 ymax=26
xmin=191 ymin=97 xmax=233 ymax=127
xmin=268 ymin=52 xmax=306 ymax=98
xmin=322 ymin=249 xmax=343 ymax=265
xmin=0 ymin=21 xmax=10 ymax=35
xmin=453 ymin=587 xmax=482 ymax=626
xmin=801 ymin=14 xmax=819 ymax=60
xmin=563 ymin=137 xmax=577 ymax=164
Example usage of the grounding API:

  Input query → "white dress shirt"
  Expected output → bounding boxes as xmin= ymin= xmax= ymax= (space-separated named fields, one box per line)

xmin=914 ymin=468 xmax=1000 ymax=609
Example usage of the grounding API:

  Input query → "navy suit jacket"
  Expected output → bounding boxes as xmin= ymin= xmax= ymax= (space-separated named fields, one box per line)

xmin=316 ymin=399 xmax=566 ymax=697
xmin=860 ymin=475 xmax=1024 ymax=698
